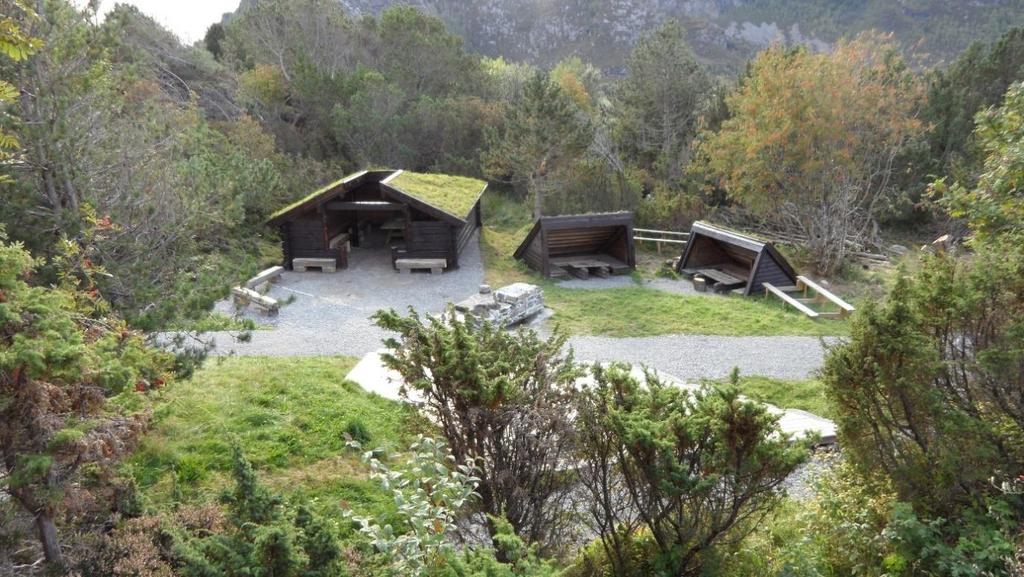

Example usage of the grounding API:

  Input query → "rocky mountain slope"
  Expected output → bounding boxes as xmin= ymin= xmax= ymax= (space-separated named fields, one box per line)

xmin=235 ymin=0 xmax=1024 ymax=73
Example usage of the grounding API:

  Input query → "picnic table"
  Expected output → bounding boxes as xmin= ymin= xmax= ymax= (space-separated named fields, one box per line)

xmin=696 ymin=268 xmax=746 ymax=292
xmin=382 ymin=217 xmax=405 ymax=245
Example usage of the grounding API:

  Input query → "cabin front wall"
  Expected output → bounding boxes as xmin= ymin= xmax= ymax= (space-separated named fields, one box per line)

xmin=281 ymin=213 xmax=346 ymax=269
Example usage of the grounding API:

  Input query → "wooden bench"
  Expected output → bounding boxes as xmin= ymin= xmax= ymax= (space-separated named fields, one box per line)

xmin=763 ymin=283 xmax=818 ymax=318
xmin=244 ymin=266 xmax=284 ymax=290
xmin=395 ymin=258 xmax=447 ymax=275
xmin=232 ymin=286 xmax=279 ymax=315
xmin=550 ymin=258 xmax=617 ymax=280
xmin=293 ymin=257 xmax=337 ymax=273
xmin=796 ymin=276 xmax=856 ymax=319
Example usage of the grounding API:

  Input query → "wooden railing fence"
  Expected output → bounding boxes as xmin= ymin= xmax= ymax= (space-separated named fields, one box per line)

xmin=633 ymin=228 xmax=690 ymax=254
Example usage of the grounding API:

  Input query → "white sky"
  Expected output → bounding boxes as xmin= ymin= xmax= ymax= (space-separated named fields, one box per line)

xmin=86 ymin=0 xmax=241 ymax=44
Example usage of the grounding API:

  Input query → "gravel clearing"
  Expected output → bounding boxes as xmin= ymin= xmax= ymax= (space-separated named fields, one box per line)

xmin=196 ymin=236 xmax=837 ymax=381
xmin=567 ymin=334 xmax=838 ymax=381
xmin=205 ymin=235 xmax=485 ymax=357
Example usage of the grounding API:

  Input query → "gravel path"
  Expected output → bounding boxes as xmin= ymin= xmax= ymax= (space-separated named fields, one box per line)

xmin=567 ymin=334 xmax=838 ymax=381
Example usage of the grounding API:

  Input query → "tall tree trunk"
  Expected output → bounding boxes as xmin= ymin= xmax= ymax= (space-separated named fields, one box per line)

xmin=35 ymin=511 xmax=63 ymax=568
xmin=530 ymin=174 xmax=543 ymax=220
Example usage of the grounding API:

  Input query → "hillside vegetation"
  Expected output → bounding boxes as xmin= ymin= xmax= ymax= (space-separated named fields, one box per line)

xmin=2 ymin=1 xmax=1024 ymax=576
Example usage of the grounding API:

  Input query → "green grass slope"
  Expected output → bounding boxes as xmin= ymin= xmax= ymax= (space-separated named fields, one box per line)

xmin=129 ymin=356 xmax=422 ymax=515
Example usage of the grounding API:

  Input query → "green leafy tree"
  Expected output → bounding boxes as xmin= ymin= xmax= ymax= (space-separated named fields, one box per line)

xmin=934 ymin=81 xmax=1024 ymax=245
xmin=0 ymin=233 xmax=172 ymax=567
xmin=0 ymin=0 xmax=42 ymax=182
xmin=346 ymin=436 xmax=480 ymax=577
xmin=696 ymin=35 xmax=923 ymax=275
xmin=575 ymin=364 xmax=806 ymax=576
xmin=924 ymin=27 xmax=1024 ymax=184
xmin=615 ymin=19 xmax=711 ymax=181
xmin=483 ymin=70 xmax=593 ymax=219
xmin=377 ymin=6 xmax=481 ymax=100
xmin=373 ymin=308 xmax=582 ymax=552
xmin=203 ymin=22 xmax=225 ymax=60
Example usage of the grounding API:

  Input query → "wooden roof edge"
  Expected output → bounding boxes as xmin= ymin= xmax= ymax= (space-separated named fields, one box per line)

xmin=380 ymin=169 xmax=403 ymax=185
xmin=266 ymin=170 xmax=373 ymax=226
xmin=467 ymin=182 xmax=488 ymax=219
xmin=690 ymin=220 xmax=767 ymax=253
xmin=538 ymin=211 xmax=634 ymax=224
xmin=513 ymin=218 xmax=542 ymax=260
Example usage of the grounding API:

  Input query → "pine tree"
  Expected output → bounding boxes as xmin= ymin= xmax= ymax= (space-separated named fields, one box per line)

xmin=295 ymin=505 xmax=342 ymax=577
xmin=0 ymin=232 xmax=172 ymax=567
xmin=224 ymin=443 xmax=284 ymax=526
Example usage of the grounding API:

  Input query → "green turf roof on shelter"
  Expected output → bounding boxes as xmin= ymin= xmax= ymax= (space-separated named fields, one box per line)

xmin=267 ymin=170 xmax=368 ymax=221
xmin=386 ymin=171 xmax=487 ymax=218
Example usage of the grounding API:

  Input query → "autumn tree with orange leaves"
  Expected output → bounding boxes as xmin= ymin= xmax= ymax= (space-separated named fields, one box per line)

xmin=696 ymin=35 xmax=923 ymax=276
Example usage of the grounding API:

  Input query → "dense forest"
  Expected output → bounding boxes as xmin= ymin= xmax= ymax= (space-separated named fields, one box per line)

xmin=1 ymin=0 xmax=1024 ymax=575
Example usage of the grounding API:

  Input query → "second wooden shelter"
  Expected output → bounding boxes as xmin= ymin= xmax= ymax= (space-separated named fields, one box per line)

xmin=514 ymin=212 xmax=636 ymax=279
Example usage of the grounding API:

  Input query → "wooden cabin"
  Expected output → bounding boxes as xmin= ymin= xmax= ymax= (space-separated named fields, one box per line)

xmin=514 ymin=212 xmax=636 ymax=279
xmin=675 ymin=221 xmax=797 ymax=295
xmin=267 ymin=169 xmax=486 ymax=271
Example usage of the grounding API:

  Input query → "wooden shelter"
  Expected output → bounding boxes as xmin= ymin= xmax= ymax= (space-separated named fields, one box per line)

xmin=267 ymin=169 xmax=486 ymax=271
xmin=514 ymin=212 xmax=636 ymax=279
xmin=675 ymin=221 xmax=797 ymax=295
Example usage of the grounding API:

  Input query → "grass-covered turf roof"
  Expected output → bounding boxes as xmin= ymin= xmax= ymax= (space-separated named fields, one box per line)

xmin=267 ymin=172 xmax=363 ymax=221
xmin=389 ymin=171 xmax=486 ymax=218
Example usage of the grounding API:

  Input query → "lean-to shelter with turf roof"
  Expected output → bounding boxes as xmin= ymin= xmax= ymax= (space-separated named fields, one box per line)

xmin=514 ymin=212 xmax=636 ymax=279
xmin=675 ymin=221 xmax=798 ymax=295
xmin=267 ymin=169 xmax=486 ymax=271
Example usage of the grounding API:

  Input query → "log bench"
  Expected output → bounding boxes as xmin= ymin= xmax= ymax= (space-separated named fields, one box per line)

xmin=395 ymin=258 xmax=447 ymax=275
xmin=293 ymin=257 xmax=337 ymax=273
xmin=244 ymin=266 xmax=284 ymax=290
xmin=232 ymin=286 xmax=279 ymax=315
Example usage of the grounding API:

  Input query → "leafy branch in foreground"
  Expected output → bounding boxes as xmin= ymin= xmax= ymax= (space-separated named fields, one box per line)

xmin=345 ymin=435 xmax=480 ymax=577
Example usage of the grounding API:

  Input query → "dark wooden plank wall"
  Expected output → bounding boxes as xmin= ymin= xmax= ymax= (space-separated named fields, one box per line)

xmin=284 ymin=216 xmax=345 ymax=269
xmin=684 ymin=235 xmax=758 ymax=269
xmin=546 ymin=226 xmax=619 ymax=257
xmin=394 ymin=221 xmax=457 ymax=267
xmin=527 ymin=223 xmax=635 ymax=277
xmin=522 ymin=234 xmax=544 ymax=272
xmin=454 ymin=202 xmax=481 ymax=258
xmin=750 ymin=255 xmax=797 ymax=293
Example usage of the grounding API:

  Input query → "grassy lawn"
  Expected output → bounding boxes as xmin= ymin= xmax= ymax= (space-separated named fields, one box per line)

xmin=704 ymin=375 xmax=834 ymax=419
xmin=479 ymin=191 xmax=849 ymax=338
xmin=128 ymin=356 xmax=422 ymax=516
xmin=545 ymin=286 xmax=846 ymax=337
